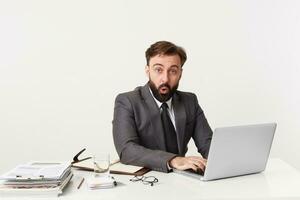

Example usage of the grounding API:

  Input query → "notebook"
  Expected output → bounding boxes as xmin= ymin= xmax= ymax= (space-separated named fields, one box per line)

xmin=72 ymin=159 xmax=150 ymax=176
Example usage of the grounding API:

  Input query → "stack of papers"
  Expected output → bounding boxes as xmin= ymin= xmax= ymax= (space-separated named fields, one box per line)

xmin=87 ymin=176 xmax=117 ymax=189
xmin=0 ymin=162 xmax=73 ymax=197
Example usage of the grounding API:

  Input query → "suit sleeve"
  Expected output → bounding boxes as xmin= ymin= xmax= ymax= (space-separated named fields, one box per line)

xmin=112 ymin=94 xmax=176 ymax=172
xmin=191 ymin=94 xmax=213 ymax=158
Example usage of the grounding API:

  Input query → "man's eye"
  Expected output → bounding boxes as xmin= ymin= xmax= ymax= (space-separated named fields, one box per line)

xmin=170 ymin=69 xmax=178 ymax=75
xmin=155 ymin=68 xmax=163 ymax=73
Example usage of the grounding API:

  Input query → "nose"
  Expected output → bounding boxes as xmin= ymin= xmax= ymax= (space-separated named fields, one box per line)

xmin=161 ymin=71 xmax=169 ymax=84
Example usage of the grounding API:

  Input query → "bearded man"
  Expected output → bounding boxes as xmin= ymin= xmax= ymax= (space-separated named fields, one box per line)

xmin=112 ymin=41 xmax=212 ymax=173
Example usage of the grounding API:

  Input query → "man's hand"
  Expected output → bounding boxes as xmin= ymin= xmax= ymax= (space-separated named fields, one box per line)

xmin=169 ymin=156 xmax=207 ymax=172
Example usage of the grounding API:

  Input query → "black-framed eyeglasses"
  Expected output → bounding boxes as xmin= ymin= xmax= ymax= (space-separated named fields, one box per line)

xmin=129 ymin=175 xmax=158 ymax=186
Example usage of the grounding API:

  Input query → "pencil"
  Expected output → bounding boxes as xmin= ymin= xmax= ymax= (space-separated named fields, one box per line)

xmin=77 ymin=177 xmax=84 ymax=189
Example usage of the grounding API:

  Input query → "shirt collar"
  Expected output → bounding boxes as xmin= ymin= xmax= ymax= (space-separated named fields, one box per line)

xmin=148 ymin=87 xmax=173 ymax=109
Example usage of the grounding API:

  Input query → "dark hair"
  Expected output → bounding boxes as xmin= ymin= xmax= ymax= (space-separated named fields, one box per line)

xmin=145 ymin=41 xmax=187 ymax=67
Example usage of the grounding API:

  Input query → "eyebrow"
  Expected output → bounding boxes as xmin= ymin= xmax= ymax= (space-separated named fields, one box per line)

xmin=152 ymin=63 xmax=180 ymax=69
xmin=152 ymin=63 xmax=164 ymax=67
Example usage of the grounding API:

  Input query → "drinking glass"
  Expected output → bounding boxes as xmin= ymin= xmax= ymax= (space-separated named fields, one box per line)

xmin=93 ymin=154 xmax=110 ymax=178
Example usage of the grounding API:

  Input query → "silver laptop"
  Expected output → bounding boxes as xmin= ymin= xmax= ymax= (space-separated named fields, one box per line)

xmin=174 ymin=123 xmax=276 ymax=181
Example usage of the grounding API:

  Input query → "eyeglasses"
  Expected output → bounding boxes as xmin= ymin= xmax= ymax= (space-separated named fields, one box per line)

xmin=129 ymin=175 xmax=158 ymax=186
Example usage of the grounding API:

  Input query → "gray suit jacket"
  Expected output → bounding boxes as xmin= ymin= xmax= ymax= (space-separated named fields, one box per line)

xmin=112 ymin=84 xmax=212 ymax=172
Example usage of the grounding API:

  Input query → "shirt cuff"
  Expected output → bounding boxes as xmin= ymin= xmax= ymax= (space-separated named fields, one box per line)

xmin=167 ymin=162 xmax=172 ymax=171
xmin=166 ymin=155 xmax=177 ymax=172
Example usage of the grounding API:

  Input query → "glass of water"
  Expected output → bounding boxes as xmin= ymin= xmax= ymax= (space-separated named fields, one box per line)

xmin=93 ymin=154 xmax=110 ymax=178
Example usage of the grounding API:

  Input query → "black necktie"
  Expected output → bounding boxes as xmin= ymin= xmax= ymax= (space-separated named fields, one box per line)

xmin=161 ymin=103 xmax=178 ymax=154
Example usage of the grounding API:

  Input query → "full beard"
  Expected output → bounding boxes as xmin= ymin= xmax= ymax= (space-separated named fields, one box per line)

xmin=148 ymin=80 xmax=178 ymax=102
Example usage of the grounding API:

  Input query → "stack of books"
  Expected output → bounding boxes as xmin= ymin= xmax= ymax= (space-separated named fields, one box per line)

xmin=0 ymin=162 xmax=73 ymax=197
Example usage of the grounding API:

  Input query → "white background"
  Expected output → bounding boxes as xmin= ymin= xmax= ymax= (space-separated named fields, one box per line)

xmin=0 ymin=0 xmax=299 ymax=173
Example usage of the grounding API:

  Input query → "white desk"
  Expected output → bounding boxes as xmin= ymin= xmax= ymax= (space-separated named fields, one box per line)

xmin=2 ymin=158 xmax=300 ymax=200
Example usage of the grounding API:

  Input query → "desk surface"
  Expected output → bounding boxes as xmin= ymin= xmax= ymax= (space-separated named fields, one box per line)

xmin=2 ymin=158 xmax=300 ymax=200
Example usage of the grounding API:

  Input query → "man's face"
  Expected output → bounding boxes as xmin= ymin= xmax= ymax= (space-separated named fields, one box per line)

xmin=146 ymin=54 xmax=182 ymax=102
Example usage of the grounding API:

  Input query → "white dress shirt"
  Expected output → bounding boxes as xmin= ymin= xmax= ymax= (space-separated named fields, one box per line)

xmin=148 ymin=88 xmax=177 ymax=131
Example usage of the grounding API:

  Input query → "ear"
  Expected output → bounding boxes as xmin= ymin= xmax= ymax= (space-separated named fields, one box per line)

xmin=145 ymin=65 xmax=150 ymax=76
xmin=178 ymin=68 xmax=183 ymax=80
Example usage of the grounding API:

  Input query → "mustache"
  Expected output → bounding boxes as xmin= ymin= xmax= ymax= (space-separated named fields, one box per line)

xmin=158 ymin=83 xmax=171 ymax=90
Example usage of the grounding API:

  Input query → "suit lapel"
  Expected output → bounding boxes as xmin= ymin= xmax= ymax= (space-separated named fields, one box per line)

xmin=173 ymin=92 xmax=186 ymax=155
xmin=141 ymin=85 xmax=166 ymax=151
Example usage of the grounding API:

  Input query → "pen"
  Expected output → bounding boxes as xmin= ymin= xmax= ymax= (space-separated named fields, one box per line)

xmin=77 ymin=177 xmax=84 ymax=189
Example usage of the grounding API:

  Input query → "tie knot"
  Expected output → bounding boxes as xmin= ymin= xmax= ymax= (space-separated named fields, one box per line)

xmin=161 ymin=102 xmax=169 ymax=110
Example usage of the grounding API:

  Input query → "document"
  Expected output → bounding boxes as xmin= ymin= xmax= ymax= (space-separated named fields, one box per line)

xmin=72 ymin=159 xmax=150 ymax=175
xmin=0 ymin=162 xmax=70 ymax=181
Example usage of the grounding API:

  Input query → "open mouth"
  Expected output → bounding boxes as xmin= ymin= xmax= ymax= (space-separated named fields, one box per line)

xmin=159 ymin=86 xmax=169 ymax=94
